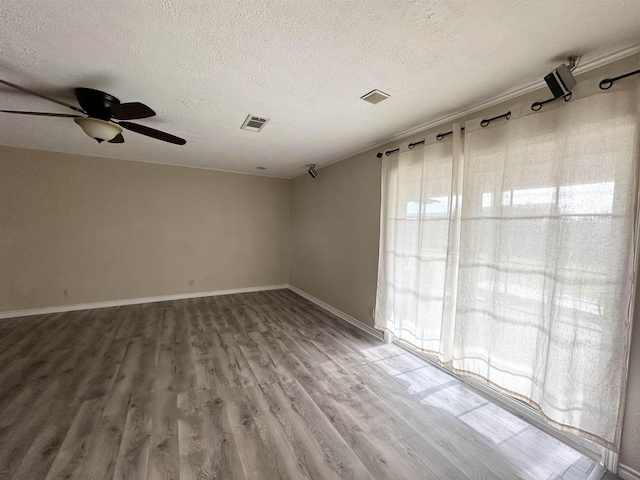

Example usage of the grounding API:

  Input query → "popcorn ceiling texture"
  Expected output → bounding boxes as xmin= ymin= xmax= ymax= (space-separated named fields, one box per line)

xmin=0 ymin=0 xmax=639 ymax=178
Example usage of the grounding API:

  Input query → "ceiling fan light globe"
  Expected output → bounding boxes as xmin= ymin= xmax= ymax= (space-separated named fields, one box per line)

xmin=74 ymin=117 xmax=123 ymax=142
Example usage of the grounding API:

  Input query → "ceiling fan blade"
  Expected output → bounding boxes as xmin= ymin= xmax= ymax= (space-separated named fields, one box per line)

xmin=117 ymin=121 xmax=186 ymax=145
xmin=108 ymin=133 xmax=125 ymax=144
xmin=0 ymin=79 xmax=85 ymax=113
xmin=0 ymin=109 xmax=80 ymax=118
xmin=107 ymin=102 xmax=156 ymax=120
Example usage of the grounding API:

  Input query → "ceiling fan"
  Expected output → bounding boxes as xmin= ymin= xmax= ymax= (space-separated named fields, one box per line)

xmin=0 ymin=79 xmax=186 ymax=145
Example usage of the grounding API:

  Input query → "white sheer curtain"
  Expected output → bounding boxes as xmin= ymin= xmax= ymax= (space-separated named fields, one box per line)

xmin=375 ymin=72 xmax=639 ymax=449
xmin=376 ymin=138 xmax=458 ymax=356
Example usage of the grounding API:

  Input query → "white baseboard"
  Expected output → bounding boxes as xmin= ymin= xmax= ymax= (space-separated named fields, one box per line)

xmin=287 ymin=285 xmax=383 ymax=341
xmin=0 ymin=284 xmax=289 ymax=319
xmin=1 ymin=284 xmax=383 ymax=347
xmin=620 ymin=463 xmax=640 ymax=480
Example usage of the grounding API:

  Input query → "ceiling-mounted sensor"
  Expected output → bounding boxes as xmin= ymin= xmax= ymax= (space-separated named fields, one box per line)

xmin=361 ymin=89 xmax=390 ymax=104
xmin=241 ymin=114 xmax=270 ymax=132
xmin=544 ymin=56 xmax=580 ymax=98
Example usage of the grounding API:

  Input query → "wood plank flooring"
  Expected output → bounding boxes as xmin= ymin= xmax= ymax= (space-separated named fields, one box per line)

xmin=0 ymin=289 xmax=617 ymax=480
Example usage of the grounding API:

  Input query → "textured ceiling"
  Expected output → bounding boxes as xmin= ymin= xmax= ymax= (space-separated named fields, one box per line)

xmin=1 ymin=1 xmax=640 ymax=178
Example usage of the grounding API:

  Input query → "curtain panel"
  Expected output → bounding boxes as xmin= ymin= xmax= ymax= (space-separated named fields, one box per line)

xmin=376 ymin=138 xmax=457 ymax=357
xmin=375 ymin=72 xmax=639 ymax=450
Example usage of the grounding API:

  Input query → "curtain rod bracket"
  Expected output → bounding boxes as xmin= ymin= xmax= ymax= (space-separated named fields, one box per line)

xmin=567 ymin=55 xmax=580 ymax=72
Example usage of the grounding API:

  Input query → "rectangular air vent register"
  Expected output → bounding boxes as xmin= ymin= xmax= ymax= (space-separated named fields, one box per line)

xmin=241 ymin=114 xmax=270 ymax=132
xmin=361 ymin=89 xmax=390 ymax=104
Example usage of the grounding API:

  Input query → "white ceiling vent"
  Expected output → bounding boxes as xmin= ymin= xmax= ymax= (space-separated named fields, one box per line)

xmin=361 ymin=89 xmax=390 ymax=104
xmin=241 ymin=114 xmax=270 ymax=132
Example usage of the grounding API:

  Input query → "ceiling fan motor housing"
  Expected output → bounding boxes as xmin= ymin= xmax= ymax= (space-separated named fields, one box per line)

xmin=74 ymin=88 xmax=120 ymax=120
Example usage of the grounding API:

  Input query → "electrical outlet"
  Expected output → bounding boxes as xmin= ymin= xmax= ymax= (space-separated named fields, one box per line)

xmin=63 ymin=289 xmax=68 ymax=298
xmin=188 ymin=279 xmax=194 ymax=287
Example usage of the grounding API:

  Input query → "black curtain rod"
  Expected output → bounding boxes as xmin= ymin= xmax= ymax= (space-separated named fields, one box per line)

xmin=376 ymin=147 xmax=399 ymax=158
xmin=376 ymin=139 xmax=427 ymax=158
xmin=480 ymin=111 xmax=511 ymax=127
xmin=531 ymin=93 xmax=571 ymax=111
xmin=600 ymin=68 xmax=640 ymax=90
xmin=436 ymin=127 xmax=465 ymax=141
xmin=377 ymin=68 xmax=640 ymax=158
xmin=377 ymin=109 xmax=514 ymax=156
xmin=531 ymin=68 xmax=640 ymax=109
xmin=435 ymin=110 xmax=510 ymax=140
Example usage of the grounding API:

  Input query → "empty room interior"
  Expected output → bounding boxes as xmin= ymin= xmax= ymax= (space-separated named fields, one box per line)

xmin=2 ymin=1 xmax=640 ymax=479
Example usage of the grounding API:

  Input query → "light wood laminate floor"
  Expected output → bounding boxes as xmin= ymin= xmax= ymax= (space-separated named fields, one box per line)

xmin=0 ymin=289 xmax=617 ymax=480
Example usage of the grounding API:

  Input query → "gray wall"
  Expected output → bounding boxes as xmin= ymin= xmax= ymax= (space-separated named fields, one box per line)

xmin=290 ymin=151 xmax=381 ymax=327
xmin=0 ymin=145 xmax=290 ymax=311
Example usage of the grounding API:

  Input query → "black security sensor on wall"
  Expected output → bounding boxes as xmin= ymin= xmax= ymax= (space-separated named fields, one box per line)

xmin=308 ymin=165 xmax=318 ymax=178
